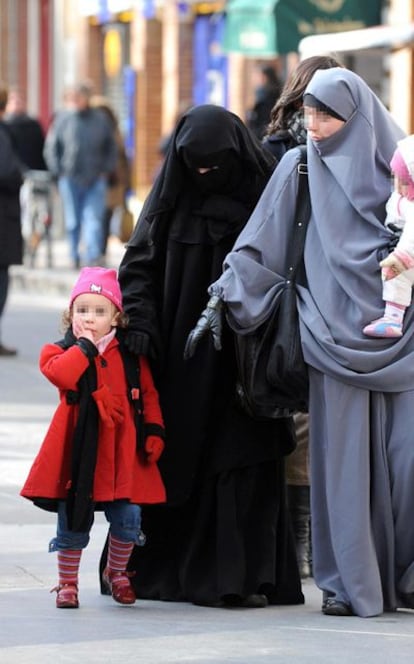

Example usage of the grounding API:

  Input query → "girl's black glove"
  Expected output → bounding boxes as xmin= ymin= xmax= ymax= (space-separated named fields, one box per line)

xmin=124 ymin=330 xmax=151 ymax=356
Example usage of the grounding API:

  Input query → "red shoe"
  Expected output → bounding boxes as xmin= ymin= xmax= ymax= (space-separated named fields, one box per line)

xmin=102 ymin=567 xmax=136 ymax=605
xmin=52 ymin=584 xmax=79 ymax=609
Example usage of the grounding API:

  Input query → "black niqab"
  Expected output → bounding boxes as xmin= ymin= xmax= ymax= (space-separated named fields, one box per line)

xmin=127 ymin=104 xmax=276 ymax=244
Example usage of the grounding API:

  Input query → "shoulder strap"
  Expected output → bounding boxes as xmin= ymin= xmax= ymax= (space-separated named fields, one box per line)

xmin=116 ymin=335 xmax=146 ymax=451
xmin=286 ymin=145 xmax=310 ymax=280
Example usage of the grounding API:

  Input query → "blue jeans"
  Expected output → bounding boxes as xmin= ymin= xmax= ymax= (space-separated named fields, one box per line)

xmin=49 ymin=500 xmax=144 ymax=551
xmin=58 ymin=176 xmax=107 ymax=264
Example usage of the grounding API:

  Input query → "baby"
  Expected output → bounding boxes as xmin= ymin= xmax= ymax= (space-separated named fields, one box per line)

xmin=363 ymin=135 xmax=414 ymax=338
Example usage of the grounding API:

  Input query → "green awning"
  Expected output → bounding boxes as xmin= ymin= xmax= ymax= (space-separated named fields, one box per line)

xmin=224 ymin=0 xmax=384 ymax=56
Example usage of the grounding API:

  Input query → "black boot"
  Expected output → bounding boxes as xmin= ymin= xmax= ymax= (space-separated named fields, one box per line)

xmin=287 ymin=485 xmax=311 ymax=579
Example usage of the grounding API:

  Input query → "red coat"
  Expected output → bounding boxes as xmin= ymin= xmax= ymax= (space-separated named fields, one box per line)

xmin=21 ymin=338 xmax=166 ymax=505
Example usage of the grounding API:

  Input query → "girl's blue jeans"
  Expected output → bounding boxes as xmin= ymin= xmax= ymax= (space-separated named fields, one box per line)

xmin=49 ymin=500 xmax=144 ymax=551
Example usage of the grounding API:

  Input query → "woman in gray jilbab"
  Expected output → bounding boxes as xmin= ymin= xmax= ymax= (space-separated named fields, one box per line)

xmin=185 ymin=67 xmax=414 ymax=618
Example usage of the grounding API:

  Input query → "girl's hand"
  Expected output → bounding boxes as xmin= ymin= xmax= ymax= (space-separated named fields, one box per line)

xmin=145 ymin=435 xmax=164 ymax=463
xmin=73 ymin=318 xmax=96 ymax=344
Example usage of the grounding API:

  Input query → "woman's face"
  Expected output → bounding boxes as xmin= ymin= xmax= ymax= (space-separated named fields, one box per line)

xmin=304 ymin=107 xmax=345 ymax=141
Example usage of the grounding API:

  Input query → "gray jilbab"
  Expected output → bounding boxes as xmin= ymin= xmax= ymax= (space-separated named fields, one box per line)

xmin=209 ymin=67 xmax=414 ymax=617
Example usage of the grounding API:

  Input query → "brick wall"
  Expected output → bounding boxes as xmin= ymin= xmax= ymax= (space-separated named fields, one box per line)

xmin=135 ymin=18 xmax=163 ymax=198
xmin=0 ymin=0 xmax=27 ymax=89
xmin=178 ymin=20 xmax=194 ymax=112
xmin=87 ymin=26 xmax=104 ymax=92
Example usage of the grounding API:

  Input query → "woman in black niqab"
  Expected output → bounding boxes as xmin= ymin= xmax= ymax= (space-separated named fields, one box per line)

xmin=100 ymin=104 xmax=303 ymax=607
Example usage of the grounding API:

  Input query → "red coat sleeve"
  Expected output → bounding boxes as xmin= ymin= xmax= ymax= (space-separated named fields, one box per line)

xmin=39 ymin=343 xmax=90 ymax=390
xmin=139 ymin=355 xmax=164 ymax=429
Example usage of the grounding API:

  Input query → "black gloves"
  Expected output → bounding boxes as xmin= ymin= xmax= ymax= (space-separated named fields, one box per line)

xmin=184 ymin=295 xmax=223 ymax=360
xmin=75 ymin=337 xmax=99 ymax=359
xmin=124 ymin=330 xmax=151 ymax=356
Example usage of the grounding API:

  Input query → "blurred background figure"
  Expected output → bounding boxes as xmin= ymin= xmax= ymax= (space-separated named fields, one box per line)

xmin=0 ymin=83 xmax=24 ymax=356
xmin=43 ymin=80 xmax=117 ymax=269
xmin=262 ymin=55 xmax=343 ymax=162
xmin=47 ymin=86 xmax=77 ymax=129
xmin=61 ymin=85 xmax=77 ymax=113
xmin=6 ymin=87 xmax=52 ymax=268
xmin=5 ymin=87 xmax=46 ymax=171
xmin=90 ymin=95 xmax=131 ymax=260
xmin=247 ymin=63 xmax=282 ymax=140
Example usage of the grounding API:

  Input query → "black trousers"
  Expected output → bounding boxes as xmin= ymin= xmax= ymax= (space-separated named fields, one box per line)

xmin=0 ymin=266 xmax=9 ymax=328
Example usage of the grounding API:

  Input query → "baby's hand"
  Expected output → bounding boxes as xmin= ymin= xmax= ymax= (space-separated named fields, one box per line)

xmin=380 ymin=253 xmax=405 ymax=280
xmin=73 ymin=319 xmax=95 ymax=344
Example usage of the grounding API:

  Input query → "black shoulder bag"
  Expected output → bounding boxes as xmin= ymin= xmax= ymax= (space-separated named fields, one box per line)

xmin=234 ymin=145 xmax=310 ymax=420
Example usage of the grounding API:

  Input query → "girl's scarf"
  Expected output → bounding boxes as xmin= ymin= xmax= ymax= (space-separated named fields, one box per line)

xmin=60 ymin=327 xmax=99 ymax=532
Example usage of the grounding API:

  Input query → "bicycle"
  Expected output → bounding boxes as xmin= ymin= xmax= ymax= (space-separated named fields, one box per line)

xmin=21 ymin=169 xmax=54 ymax=268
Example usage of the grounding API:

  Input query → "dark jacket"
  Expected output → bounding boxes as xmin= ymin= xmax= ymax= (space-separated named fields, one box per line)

xmin=0 ymin=121 xmax=23 ymax=266
xmin=262 ymin=130 xmax=296 ymax=161
xmin=5 ymin=113 xmax=46 ymax=171
xmin=247 ymin=83 xmax=281 ymax=140
xmin=43 ymin=107 xmax=117 ymax=186
xmin=262 ymin=110 xmax=308 ymax=162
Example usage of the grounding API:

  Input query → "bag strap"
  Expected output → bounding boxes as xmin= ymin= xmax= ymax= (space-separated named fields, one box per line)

xmin=286 ymin=145 xmax=310 ymax=281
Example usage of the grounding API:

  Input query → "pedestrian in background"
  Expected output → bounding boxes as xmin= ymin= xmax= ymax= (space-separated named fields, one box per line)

xmin=101 ymin=104 xmax=303 ymax=610
xmin=0 ymin=82 xmax=24 ymax=356
xmin=43 ymin=81 xmax=117 ymax=269
xmin=6 ymin=87 xmax=51 ymax=262
xmin=247 ymin=63 xmax=282 ymax=140
xmin=90 ymin=95 xmax=131 ymax=259
xmin=5 ymin=87 xmax=46 ymax=171
xmin=262 ymin=54 xmax=343 ymax=579
xmin=263 ymin=55 xmax=343 ymax=161
xmin=21 ymin=266 xmax=166 ymax=609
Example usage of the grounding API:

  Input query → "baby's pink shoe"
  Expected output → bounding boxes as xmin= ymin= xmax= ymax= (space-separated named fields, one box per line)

xmin=363 ymin=317 xmax=402 ymax=338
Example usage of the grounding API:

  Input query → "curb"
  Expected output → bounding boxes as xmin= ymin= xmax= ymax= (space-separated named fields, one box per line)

xmin=10 ymin=238 xmax=127 ymax=297
xmin=10 ymin=266 xmax=74 ymax=297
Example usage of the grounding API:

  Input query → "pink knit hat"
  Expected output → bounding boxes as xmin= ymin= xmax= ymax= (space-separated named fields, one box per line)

xmin=70 ymin=267 xmax=123 ymax=311
xmin=390 ymin=140 xmax=414 ymax=201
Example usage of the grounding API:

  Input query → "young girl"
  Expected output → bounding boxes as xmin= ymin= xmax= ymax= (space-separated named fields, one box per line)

xmin=363 ymin=135 xmax=414 ymax=338
xmin=21 ymin=267 xmax=166 ymax=609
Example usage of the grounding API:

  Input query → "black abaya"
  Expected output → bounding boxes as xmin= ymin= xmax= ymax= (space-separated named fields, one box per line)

xmin=100 ymin=105 xmax=304 ymax=606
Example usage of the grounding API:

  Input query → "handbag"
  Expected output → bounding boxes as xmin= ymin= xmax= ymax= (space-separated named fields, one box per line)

xmin=234 ymin=145 xmax=310 ymax=420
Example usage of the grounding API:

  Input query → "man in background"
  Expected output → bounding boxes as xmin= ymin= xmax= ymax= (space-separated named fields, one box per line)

xmin=43 ymin=81 xmax=117 ymax=269
xmin=5 ymin=87 xmax=46 ymax=171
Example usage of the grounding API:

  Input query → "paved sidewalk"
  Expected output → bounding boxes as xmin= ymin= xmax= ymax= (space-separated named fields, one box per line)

xmin=5 ymin=230 xmax=414 ymax=663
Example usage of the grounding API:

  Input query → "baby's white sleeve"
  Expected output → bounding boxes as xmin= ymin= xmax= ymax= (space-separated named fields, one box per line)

xmin=385 ymin=191 xmax=405 ymax=230
xmin=395 ymin=199 xmax=414 ymax=257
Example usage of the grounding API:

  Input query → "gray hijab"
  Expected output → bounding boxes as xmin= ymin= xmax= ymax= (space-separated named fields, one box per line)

xmin=210 ymin=68 xmax=413 ymax=392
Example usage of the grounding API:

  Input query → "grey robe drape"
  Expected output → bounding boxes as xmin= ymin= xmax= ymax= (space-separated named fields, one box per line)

xmin=210 ymin=68 xmax=414 ymax=617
